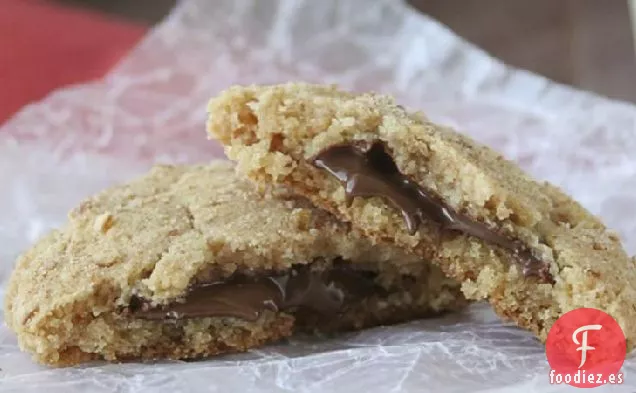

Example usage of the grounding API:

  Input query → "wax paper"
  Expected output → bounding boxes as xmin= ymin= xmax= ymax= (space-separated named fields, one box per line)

xmin=2 ymin=0 xmax=636 ymax=391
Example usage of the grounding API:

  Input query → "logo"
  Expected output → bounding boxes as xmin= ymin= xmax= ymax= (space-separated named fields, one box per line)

xmin=546 ymin=308 xmax=626 ymax=388
xmin=572 ymin=324 xmax=602 ymax=368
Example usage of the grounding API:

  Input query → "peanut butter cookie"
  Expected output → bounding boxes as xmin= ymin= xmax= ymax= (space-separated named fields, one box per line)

xmin=4 ymin=161 xmax=464 ymax=366
xmin=207 ymin=83 xmax=636 ymax=349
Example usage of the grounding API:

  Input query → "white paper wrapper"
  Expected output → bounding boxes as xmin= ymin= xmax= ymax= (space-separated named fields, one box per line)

xmin=2 ymin=0 xmax=636 ymax=391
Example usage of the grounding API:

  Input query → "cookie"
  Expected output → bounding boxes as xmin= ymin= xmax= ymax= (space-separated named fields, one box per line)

xmin=207 ymin=83 xmax=636 ymax=348
xmin=4 ymin=161 xmax=465 ymax=366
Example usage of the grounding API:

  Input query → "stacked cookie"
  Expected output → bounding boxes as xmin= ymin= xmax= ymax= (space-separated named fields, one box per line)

xmin=5 ymin=83 xmax=635 ymax=367
xmin=3 ymin=156 xmax=464 ymax=366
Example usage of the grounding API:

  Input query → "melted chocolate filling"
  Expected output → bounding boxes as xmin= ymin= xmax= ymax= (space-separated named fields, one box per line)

xmin=129 ymin=264 xmax=381 ymax=321
xmin=311 ymin=140 xmax=553 ymax=283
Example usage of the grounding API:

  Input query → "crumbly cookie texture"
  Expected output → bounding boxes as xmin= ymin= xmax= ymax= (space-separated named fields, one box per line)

xmin=207 ymin=83 xmax=636 ymax=348
xmin=4 ymin=161 xmax=464 ymax=366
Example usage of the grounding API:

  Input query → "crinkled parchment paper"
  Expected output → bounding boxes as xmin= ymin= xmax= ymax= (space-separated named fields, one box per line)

xmin=2 ymin=0 xmax=636 ymax=391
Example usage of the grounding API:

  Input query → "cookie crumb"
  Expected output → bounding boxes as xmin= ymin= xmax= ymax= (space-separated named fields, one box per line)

xmin=592 ymin=241 xmax=607 ymax=251
xmin=94 ymin=213 xmax=114 ymax=233
xmin=96 ymin=257 xmax=121 ymax=268
xmin=607 ymin=231 xmax=621 ymax=242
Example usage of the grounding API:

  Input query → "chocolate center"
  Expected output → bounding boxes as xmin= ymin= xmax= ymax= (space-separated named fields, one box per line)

xmin=129 ymin=264 xmax=380 ymax=321
xmin=312 ymin=140 xmax=553 ymax=283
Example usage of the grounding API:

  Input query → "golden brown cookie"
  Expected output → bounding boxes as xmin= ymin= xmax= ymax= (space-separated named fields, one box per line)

xmin=4 ymin=161 xmax=464 ymax=366
xmin=207 ymin=83 xmax=636 ymax=348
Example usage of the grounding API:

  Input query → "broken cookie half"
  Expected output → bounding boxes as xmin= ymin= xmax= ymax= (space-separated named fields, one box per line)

xmin=4 ymin=162 xmax=464 ymax=366
xmin=207 ymin=83 xmax=636 ymax=349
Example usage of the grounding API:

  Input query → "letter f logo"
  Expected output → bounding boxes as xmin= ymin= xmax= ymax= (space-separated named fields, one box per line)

xmin=572 ymin=324 xmax=602 ymax=368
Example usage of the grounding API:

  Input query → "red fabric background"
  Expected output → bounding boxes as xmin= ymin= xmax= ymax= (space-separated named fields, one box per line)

xmin=0 ymin=0 xmax=147 ymax=124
